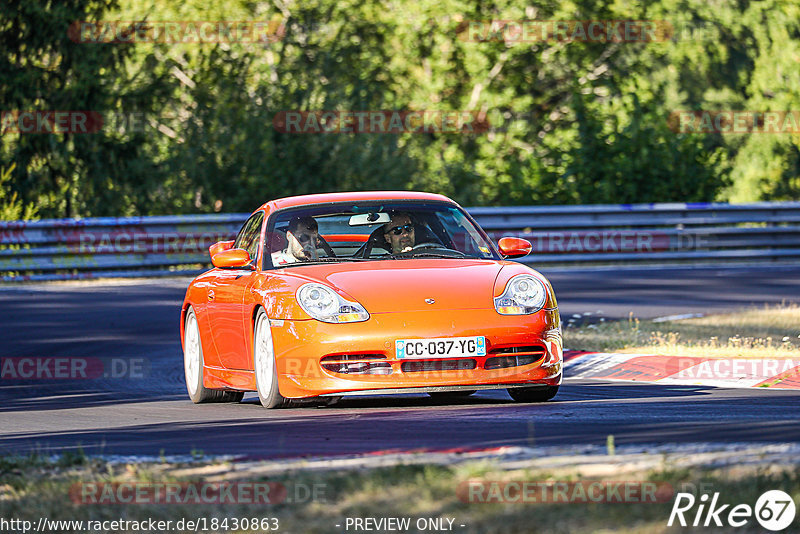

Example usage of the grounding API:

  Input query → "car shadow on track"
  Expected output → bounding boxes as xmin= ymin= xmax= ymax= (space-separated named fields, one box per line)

xmin=557 ymin=379 xmax=721 ymax=400
xmin=3 ymin=385 xmax=800 ymax=458
xmin=236 ymin=380 xmax=720 ymax=409
xmin=0 ymin=380 xmax=719 ymax=414
xmin=238 ymin=392 xmax=514 ymax=409
xmin=0 ymin=384 xmax=185 ymax=413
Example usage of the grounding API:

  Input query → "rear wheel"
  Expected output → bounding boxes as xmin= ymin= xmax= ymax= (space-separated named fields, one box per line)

xmin=254 ymin=309 xmax=285 ymax=408
xmin=183 ymin=307 xmax=244 ymax=403
xmin=507 ymin=385 xmax=559 ymax=403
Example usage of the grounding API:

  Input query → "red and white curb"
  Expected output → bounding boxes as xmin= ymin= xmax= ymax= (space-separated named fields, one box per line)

xmin=563 ymin=351 xmax=800 ymax=389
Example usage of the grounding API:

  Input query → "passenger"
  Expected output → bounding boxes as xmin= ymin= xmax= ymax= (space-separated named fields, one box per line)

xmin=272 ymin=216 xmax=321 ymax=265
xmin=383 ymin=212 xmax=416 ymax=253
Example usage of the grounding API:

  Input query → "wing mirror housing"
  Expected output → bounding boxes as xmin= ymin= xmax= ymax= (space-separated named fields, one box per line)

xmin=211 ymin=248 xmax=252 ymax=269
xmin=209 ymin=240 xmax=234 ymax=259
xmin=498 ymin=237 xmax=532 ymax=258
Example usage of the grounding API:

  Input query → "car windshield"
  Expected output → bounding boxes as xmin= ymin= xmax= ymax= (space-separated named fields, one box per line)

xmin=264 ymin=201 xmax=499 ymax=268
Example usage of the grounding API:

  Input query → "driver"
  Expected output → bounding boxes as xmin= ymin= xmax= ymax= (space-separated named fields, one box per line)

xmin=383 ymin=212 xmax=416 ymax=253
xmin=271 ymin=216 xmax=321 ymax=265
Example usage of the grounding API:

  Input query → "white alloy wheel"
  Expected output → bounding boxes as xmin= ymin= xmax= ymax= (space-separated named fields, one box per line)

xmin=254 ymin=309 xmax=284 ymax=408
xmin=184 ymin=306 xmax=244 ymax=404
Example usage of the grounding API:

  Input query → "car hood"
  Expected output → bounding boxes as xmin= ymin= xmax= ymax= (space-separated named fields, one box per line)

xmin=286 ymin=259 xmax=506 ymax=313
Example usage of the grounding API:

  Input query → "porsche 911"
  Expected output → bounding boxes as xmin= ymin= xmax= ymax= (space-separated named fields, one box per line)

xmin=180 ymin=191 xmax=562 ymax=407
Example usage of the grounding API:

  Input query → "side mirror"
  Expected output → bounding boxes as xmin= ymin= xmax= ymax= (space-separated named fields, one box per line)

xmin=209 ymin=240 xmax=235 ymax=259
xmin=211 ymin=248 xmax=252 ymax=269
xmin=498 ymin=237 xmax=532 ymax=258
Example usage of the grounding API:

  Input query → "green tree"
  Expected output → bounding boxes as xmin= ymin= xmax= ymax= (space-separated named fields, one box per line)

xmin=0 ymin=163 xmax=37 ymax=220
xmin=560 ymin=92 xmax=729 ymax=203
xmin=0 ymin=0 xmax=176 ymax=217
xmin=2 ymin=0 xmax=795 ymax=218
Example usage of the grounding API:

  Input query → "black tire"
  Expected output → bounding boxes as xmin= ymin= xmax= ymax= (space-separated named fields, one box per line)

xmin=183 ymin=307 xmax=244 ymax=404
xmin=319 ymin=396 xmax=342 ymax=407
xmin=253 ymin=308 xmax=285 ymax=408
xmin=507 ymin=385 xmax=559 ymax=403
xmin=218 ymin=391 xmax=245 ymax=402
xmin=428 ymin=390 xmax=477 ymax=400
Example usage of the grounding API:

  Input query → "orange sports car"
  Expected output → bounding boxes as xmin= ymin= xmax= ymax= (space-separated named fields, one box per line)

xmin=180 ymin=191 xmax=562 ymax=407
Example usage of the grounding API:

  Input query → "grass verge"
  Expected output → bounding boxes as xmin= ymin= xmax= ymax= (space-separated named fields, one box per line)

xmin=565 ymin=303 xmax=800 ymax=358
xmin=1 ymin=451 xmax=799 ymax=534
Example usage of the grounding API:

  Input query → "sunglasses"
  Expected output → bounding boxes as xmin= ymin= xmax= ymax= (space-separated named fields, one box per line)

xmin=294 ymin=232 xmax=317 ymax=244
xmin=386 ymin=224 xmax=414 ymax=236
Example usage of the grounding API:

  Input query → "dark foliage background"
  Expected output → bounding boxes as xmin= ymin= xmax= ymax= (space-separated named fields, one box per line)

xmin=1 ymin=0 xmax=797 ymax=218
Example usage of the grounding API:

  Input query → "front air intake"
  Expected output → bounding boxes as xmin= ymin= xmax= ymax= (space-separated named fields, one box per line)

xmin=484 ymin=345 xmax=546 ymax=370
xmin=401 ymin=359 xmax=477 ymax=373
xmin=320 ymin=354 xmax=392 ymax=375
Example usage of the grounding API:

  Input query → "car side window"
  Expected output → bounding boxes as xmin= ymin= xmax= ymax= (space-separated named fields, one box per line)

xmin=234 ymin=212 xmax=264 ymax=265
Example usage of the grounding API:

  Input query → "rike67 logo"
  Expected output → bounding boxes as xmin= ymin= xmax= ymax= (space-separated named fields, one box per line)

xmin=668 ymin=490 xmax=796 ymax=531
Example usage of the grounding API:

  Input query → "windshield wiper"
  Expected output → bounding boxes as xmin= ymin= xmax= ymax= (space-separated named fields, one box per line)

xmin=396 ymin=251 xmax=467 ymax=259
xmin=301 ymin=257 xmax=373 ymax=263
xmin=273 ymin=257 xmax=372 ymax=267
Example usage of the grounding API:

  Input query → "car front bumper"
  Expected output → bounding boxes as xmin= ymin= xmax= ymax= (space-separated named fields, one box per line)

xmin=271 ymin=308 xmax=562 ymax=398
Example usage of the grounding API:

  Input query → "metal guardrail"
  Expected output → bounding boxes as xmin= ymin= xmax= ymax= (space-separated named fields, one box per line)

xmin=2 ymin=201 xmax=800 ymax=281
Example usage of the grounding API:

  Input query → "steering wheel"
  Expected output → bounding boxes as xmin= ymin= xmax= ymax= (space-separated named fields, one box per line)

xmin=412 ymin=242 xmax=443 ymax=250
xmin=356 ymin=230 xmax=391 ymax=258
xmin=317 ymin=236 xmax=337 ymax=257
xmin=408 ymin=242 xmax=467 ymax=257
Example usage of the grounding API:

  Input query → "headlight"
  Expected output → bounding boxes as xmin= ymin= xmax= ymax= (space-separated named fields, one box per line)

xmin=494 ymin=275 xmax=547 ymax=315
xmin=296 ymin=283 xmax=369 ymax=323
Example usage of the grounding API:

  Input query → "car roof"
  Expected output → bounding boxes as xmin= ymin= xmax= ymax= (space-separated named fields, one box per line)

xmin=258 ymin=191 xmax=453 ymax=212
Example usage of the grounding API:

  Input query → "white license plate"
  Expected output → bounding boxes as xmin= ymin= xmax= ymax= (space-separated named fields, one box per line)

xmin=395 ymin=336 xmax=486 ymax=359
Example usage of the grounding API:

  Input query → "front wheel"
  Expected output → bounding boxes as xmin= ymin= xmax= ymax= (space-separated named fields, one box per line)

xmin=253 ymin=309 xmax=285 ymax=408
xmin=507 ymin=385 xmax=559 ymax=403
xmin=183 ymin=307 xmax=243 ymax=404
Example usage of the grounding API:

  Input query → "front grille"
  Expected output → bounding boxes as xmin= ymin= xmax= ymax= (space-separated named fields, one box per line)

xmin=401 ymin=359 xmax=477 ymax=373
xmin=484 ymin=354 xmax=538 ymax=370
xmin=320 ymin=354 xmax=392 ymax=375
xmin=485 ymin=345 xmax=546 ymax=370
xmin=490 ymin=345 xmax=547 ymax=355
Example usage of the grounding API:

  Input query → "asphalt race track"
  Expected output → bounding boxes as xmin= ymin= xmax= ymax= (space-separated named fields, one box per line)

xmin=1 ymin=265 xmax=799 ymax=458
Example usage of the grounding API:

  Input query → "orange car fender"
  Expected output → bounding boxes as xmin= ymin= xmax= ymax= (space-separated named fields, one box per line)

xmin=493 ymin=265 xmax=562 ymax=360
xmin=247 ymin=272 xmax=318 ymax=320
xmin=182 ymin=273 xmax=224 ymax=368
xmin=494 ymin=263 xmax=558 ymax=309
